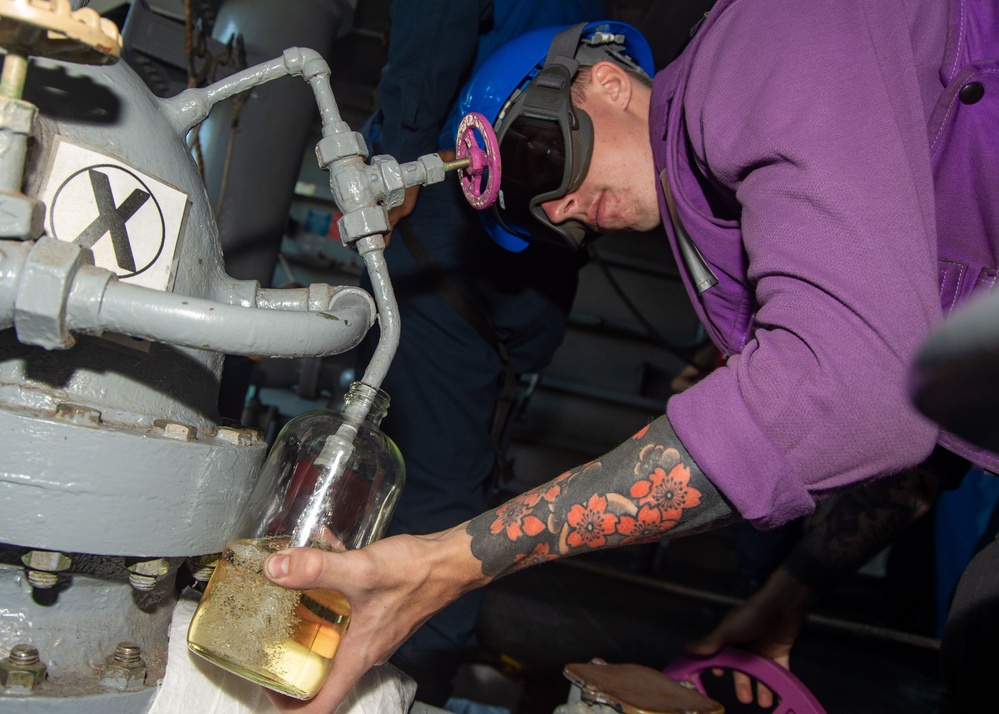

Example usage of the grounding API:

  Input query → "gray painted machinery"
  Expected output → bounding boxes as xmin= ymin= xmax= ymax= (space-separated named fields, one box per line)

xmin=0 ymin=0 xmax=446 ymax=709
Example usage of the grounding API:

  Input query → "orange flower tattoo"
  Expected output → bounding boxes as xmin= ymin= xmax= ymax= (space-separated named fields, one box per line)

xmin=617 ymin=504 xmax=676 ymax=544
xmin=631 ymin=444 xmax=702 ymax=519
xmin=566 ymin=494 xmax=619 ymax=549
xmin=490 ymin=491 xmax=546 ymax=541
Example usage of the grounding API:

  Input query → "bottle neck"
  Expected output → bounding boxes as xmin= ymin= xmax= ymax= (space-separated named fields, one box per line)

xmin=341 ymin=381 xmax=390 ymax=429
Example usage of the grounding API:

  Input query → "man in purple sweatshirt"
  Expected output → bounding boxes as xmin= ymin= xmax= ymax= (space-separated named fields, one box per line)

xmin=261 ymin=1 xmax=998 ymax=711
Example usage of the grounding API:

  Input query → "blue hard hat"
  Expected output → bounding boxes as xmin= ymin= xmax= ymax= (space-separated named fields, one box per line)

xmin=454 ymin=20 xmax=655 ymax=252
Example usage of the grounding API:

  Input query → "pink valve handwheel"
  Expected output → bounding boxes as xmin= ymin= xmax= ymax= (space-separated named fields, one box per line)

xmin=455 ymin=111 xmax=501 ymax=209
xmin=662 ymin=647 xmax=826 ymax=714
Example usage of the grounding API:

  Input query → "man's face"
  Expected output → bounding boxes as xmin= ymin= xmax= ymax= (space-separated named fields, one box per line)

xmin=540 ymin=64 xmax=661 ymax=236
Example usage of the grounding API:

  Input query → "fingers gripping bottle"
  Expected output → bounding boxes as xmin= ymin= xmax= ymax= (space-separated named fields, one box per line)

xmin=187 ymin=382 xmax=405 ymax=699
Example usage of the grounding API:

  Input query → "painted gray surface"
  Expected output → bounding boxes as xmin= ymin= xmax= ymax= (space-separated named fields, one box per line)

xmin=0 ymin=2 xmax=410 ymax=710
xmin=0 ymin=562 xmax=171 ymax=708
xmin=0 ymin=406 xmax=267 ymax=556
xmin=0 ymin=689 xmax=157 ymax=714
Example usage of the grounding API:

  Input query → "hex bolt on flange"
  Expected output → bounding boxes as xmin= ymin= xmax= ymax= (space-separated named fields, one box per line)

xmin=153 ymin=419 xmax=197 ymax=441
xmin=125 ymin=558 xmax=170 ymax=591
xmin=0 ymin=644 xmax=47 ymax=693
xmin=100 ymin=642 xmax=146 ymax=691
xmin=20 ymin=550 xmax=71 ymax=589
xmin=187 ymin=553 xmax=220 ymax=583
xmin=217 ymin=425 xmax=260 ymax=446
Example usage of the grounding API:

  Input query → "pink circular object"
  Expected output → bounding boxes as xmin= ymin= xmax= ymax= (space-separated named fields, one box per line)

xmin=662 ymin=647 xmax=826 ymax=714
xmin=455 ymin=112 xmax=501 ymax=209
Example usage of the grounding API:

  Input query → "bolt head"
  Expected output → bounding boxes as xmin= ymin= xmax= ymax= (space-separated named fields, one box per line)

xmin=153 ymin=420 xmax=196 ymax=441
xmin=126 ymin=558 xmax=170 ymax=577
xmin=21 ymin=550 xmax=71 ymax=572
xmin=217 ymin=426 xmax=257 ymax=446
xmin=54 ymin=402 xmax=102 ymax=426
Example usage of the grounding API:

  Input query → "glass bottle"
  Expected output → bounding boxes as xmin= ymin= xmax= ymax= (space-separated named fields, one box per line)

xmin=187 ymin=382 xmax=405 ymax=699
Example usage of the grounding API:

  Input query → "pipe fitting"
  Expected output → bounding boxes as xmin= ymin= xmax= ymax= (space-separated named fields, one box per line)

xmin=14 ymin=235 xmax=93 ymax=349
xmin=282 ymin=46 xmax=330 ymax=81
xmin=315 ymin=130 xmax=367 ymax=168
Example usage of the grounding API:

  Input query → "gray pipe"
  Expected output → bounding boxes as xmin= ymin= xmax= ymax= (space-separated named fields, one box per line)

xmin=65 ymin=270 xmax=374 ymax=358
xmin=160 ymin=47 xmax=339 ymax=136
xmin=355 ymin=235 xmax=399 ymax=390
xmin=149 ymin=48 xmax=406 ymax=388
xmin=2 ymin=237 xmax=376 ymax=356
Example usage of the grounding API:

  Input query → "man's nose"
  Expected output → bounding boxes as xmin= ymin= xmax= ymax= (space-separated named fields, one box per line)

xmin=542 ymin=193 xmax=580 ymax=224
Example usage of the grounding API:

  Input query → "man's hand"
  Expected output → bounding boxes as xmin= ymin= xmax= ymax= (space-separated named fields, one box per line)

xmin=260 ymin=525 xmax=488 ymax=713
xmin=386 ymin=186 xmax=420 ymax=243
xmin=686 ymin=568 xmax=813 ymax=708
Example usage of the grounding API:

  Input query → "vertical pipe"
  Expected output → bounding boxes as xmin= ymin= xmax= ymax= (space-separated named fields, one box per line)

xmin=0 ymin=53 xmax=27 ymax=100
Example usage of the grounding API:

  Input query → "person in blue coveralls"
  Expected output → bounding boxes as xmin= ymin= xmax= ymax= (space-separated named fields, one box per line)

xmin=357 ymin=0 xmax=605 ymax=704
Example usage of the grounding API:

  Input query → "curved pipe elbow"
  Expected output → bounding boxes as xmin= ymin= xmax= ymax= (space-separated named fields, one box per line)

xmin=67 ymin=277 xmax=376 ymax=358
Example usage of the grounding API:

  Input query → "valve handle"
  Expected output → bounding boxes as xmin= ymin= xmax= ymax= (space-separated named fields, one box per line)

xmin=662 ymin=647 xmax=826 ymax=714
xmin=0 ymin=0 xmax=122 ymax=64
xmin=454 ymin=111 xmax=501 ymax=210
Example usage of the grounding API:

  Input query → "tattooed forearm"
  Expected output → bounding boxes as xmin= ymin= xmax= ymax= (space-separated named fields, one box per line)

xmin=784 ymin=446 xmax=967 ymax=592
xmin=466 ymin=415 xmax=734 ymax=579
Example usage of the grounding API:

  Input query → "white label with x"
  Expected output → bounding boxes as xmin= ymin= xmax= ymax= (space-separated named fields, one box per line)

xmin=38 ymin=136 xmax=191 ymax=291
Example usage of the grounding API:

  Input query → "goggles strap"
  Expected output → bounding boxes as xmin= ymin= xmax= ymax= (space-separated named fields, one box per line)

xmin=543 ymin=22 xmax=586 ymax=79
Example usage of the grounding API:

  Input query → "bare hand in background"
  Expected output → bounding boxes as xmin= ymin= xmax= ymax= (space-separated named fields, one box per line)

xmin=686 ymin=568 xmax=814 ymax=707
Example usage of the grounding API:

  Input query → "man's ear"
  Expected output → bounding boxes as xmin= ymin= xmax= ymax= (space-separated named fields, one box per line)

xmin=589 ymin=61 xmax=632 ymax=109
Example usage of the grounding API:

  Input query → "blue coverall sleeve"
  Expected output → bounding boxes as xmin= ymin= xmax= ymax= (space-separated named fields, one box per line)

xmin=375 ymin=0 xmax=488 ymax=162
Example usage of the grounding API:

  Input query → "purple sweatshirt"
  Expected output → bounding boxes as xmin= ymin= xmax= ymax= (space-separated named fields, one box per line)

xmin=653 ymin=0 xmax=999 ymax=528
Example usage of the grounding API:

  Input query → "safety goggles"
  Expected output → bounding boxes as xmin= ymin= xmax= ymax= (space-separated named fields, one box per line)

xmin=491 ymin=27 xmax=595 ymax=250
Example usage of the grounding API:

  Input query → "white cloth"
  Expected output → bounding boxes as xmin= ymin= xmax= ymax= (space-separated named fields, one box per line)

xmin=148 ymin=597 xmax=416 ymax=714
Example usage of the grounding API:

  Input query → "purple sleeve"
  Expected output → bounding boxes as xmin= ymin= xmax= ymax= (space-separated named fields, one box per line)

xmin=667 ymin=0 xmax=945 ymax=528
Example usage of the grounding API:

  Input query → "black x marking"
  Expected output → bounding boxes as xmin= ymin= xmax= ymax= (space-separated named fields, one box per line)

xmin=74 ymin=169 xmax=151 ymax=272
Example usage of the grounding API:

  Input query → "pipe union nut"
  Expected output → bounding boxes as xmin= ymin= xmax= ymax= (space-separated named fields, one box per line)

xmin=315 ymin=131 xmax=367 ymax=167
xmin=0 ymin=96 xmax=38 ymax=135
xmin=0 ymin=192 xmax=44 ymax=240
xmin=338 ymin=207 xmax=389 ymax=244
xmin=14 ymin=236 xmax=91 ymax=350
xmin=417 ymin=154 xmax=446 ymax=185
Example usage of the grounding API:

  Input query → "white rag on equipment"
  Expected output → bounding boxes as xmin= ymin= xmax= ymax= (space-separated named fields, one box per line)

xmin=148 ymin=597 xmax=417 ymax=714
